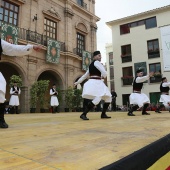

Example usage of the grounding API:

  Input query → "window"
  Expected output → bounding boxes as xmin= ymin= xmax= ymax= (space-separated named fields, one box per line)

xmin=110 ymin=66 xmax=114 ymax=80
xmin=122 ymin=66 xmax=133 ymax=77
xmin=149 ymin=63 xmax=162 ymax=83
xmin=77 ymin=32 xmax=85 ymax=57
xmin=109 ymin=52 xmax=113 ymax=65
xmin=0 ymin=0 xmax=19 ymax=26
xmin=147 ymin=39 xmax=160 ymax=58
xmin=77 ymin=0 xmax=83 ymax=6
xmin=120 ymin=24 xmax=130 ymax=34
xmin=44 ymin=18 xmax=57 ymax=39
xmin=145 ymin=17 xmax=157 ymax=29
xmin=149 ymin=63 xmax=161 ymax=74
xmin=121 ymin=45 xmax=131 ymax=56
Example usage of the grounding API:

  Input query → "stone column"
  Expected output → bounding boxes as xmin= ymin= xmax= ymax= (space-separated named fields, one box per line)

xmin=20 ymin=86 xmax=28 ymax=113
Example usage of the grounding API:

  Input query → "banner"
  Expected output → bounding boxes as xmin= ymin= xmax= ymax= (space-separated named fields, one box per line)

xmin=46 ymin=39 xmax=60 ymax=64
xmin=1 ymin=22 xmax=18 ymax=44
xmin=160 ymin=25 xmax=170 ymax=71
xmin=82 ymin=51 xmax=91 ymax=71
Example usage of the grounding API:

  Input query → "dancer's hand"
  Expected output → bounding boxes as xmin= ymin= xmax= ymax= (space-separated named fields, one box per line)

xmin=33 ymin=45 xmax=42 ymax=52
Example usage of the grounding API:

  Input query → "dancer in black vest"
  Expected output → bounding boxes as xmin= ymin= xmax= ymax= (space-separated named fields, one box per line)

xmin=0 ymin=38 xmax=41 ymax=128
xmin=155 ymin=77 xmax=170 ymax=113
xmin=74 ymin=51 xmax=112 ymax=120
xmin=9 ymin=82 xmax=21 ymax=114
xmin=128 ymin=69 xmax=154 ymax=116
xmin=50 ymin=84 xmax=59 ymax=113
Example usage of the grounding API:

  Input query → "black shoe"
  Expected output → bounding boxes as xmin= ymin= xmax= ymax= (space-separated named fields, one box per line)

xmin=127 ymin=112 xmax=135 ymax=116
xmin=0 ymin=122 xmax=8 ymax=128
xmin=142 ymin=112 xmax=150 ymax=115
xmin=155 ymin=110 xmax=161 ymax=113
xmin=101 ymin=114 xmax=111 ymax=119
xmin=80 ymin=114 xmax=89 ymax=120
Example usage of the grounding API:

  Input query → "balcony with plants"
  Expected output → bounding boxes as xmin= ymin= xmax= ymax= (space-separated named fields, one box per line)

xmin=150 ymin=72 xmax=162 ymax=83
xmin=121 ymin=76 xmax=134 ymax=86
xmin=148 ymin=49 xmax=160 ymax=59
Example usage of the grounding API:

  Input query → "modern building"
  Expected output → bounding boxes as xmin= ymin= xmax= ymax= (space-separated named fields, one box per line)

xmin=0 ymin=0 xmax=99 ymax=112
xmin=105 ymin=43 xmax=114 ymax=91
xmin=106 ymin=5 xmax=170 ymax=107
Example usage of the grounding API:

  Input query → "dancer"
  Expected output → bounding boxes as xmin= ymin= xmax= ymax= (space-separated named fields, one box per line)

xmin=9 ymin=82 xmax=21 ymax=114
xmin=50 ymin=84 xmax=59 ymax=113
xmin=74 ymin=51 xmax=112 ymax=120
xmin=0 ymin=38 xmax=41 ymax=128
xmin=128 ymin=69 xmax=153 ymax=116
xmin=155 ymin=77 xmax=170 ymax=113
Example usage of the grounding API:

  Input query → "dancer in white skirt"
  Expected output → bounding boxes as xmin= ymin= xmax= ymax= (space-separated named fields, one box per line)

xmin=155 ymin=77 xmax=170 ymax=113
xmin=128 ymin=69 xmax=154 ymax=116
xmin=50 ymin=84 xmax=59 ymax=113
xmin=0 ymin=38 xmax=41 ymax=128
xmin=74 ymin=51 xmax=112 ymax=120
xmin=9 ymin=82 xmax=21 ymax=114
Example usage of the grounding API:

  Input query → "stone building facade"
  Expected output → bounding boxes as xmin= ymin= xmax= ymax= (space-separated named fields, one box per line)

xmin=0 ymin=0 xmax=99 ymax=112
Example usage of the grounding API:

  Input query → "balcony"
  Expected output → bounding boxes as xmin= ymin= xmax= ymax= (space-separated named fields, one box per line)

xmin=148 ymin=50 xmax=160 ymax=59
xmin=18 ymin=28 xmax=65 ymax=51
xmin=77 ymin=0 xmax=87 ymax=10
xmin=150 ymin=74 xmax=162 ymax=83
xmin=121 ymin=76 xmax=133 ymax=86
xmin=121 ymin=54 xmax=132 ymax=63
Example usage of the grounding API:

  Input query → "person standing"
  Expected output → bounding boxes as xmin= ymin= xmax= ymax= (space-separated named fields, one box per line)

xmin=111 ymin=89 xmax=117 ymax=111
xmin=155 ymin=77 xmax=170 ymax=113
xmin=50 ymin=84 xmax=59 ymax=113
xmin=74 ymin=51 xmax=112 ymax=120
xmin=9 ymin=82 xmax=21 ymax=114
xmin=0 ymin=38 xmax=41 ymax=128
xmin=128 ymin=69 xmax=153 ymax=116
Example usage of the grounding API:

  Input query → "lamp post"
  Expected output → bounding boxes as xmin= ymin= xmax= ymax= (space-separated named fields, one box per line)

xmin=33 ymin=14 xmax=38 ymax=32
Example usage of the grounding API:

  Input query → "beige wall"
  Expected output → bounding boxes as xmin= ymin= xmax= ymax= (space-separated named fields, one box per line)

xmin=107 ymin=6 xmax=170 ymax=106
xmin=0 ymin=0 xmax=99 ymax=112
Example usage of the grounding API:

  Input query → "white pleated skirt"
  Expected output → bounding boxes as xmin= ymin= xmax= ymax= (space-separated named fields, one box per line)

xmin=129 ymin=93 xmax=150 ymax=107
xmin=159 ymin=94 xmax=170 ymax=107
xmin=50 ymin=96 xmax=59 ymax=106
xmin=9 ymin=95 xmax=20 ymax=106
xmin=0 ymin=72 xmax=6 ymax=103
xmin=82 ymin=79 xmax=112 ymax=100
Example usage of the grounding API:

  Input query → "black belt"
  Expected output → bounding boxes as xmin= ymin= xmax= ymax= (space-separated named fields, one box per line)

xmin=90 ymin=77 xmax=101 ymax=80
xmin=12 ymin=94 xmax=18 ymax=95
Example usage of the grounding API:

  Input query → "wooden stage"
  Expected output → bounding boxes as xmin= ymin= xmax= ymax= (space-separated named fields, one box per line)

xmin=0 ymin=111 xmax=170 ymax=170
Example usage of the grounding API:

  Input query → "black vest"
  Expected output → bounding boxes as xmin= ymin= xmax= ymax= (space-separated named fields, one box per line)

xmin=160 ymin=83 xmax=169 ymax=93
xmin=89 ymin=60 xmax=101 ymax=76
xmin=12 ymin=86 xmax=19 ymax=94
xmin=133 ymin=77 xmax=143 ymax=91
xmin=0 ymin=39 xmax=2 ymax=60
xmin=52 ymin=88 xmax=57 ymax=95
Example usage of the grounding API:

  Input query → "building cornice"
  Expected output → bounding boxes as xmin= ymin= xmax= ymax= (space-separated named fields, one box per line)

xmin=106 ymin=5 xmax=170 ymax=26
xmin=8 ymin=0 xmax=25 ymax=5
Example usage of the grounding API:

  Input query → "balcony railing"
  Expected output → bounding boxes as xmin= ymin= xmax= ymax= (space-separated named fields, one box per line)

xmin=148 ymin=50 xmax=160 ymax=59
xmin=121 ymin=77 xmax=134 ymax=85
xmin=121 ymin=54 xmax=132 ymax=63
xmin=150 ymin=75 xmax=162 ymax=83
xmin=77 ymin=0 xmax=87 ymax=10
xmin=18 ymin=28 xmax=65 ymax=52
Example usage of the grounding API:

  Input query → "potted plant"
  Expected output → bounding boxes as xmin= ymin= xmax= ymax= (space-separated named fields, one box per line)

xmin=73 ymin=89 xmax=83 ymax=112
xmin=9 ymin=75 xmax=22 ymax=87
xmin=37 ymin=80 xmax=50 ymax=112
xmin=64 ymin=86 xmax=74 ymax=112
xmin=30 ymin=82 xmax=39 ymax=113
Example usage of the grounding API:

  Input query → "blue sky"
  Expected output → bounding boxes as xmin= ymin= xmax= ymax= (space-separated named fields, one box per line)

xmin=95 ymin=0 xmax=170 ymax=63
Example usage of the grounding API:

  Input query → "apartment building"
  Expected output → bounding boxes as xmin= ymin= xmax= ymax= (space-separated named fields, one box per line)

xmin=106 ymin=5 xmax=170 ymax=107
xmin=0 ymin=0 xmax=99 ymax=112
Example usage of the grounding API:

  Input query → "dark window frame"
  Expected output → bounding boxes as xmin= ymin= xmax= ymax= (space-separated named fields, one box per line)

xmin=44 ymin=18 xmax=57 ymax=40
xmin=77 ymin=32 xmax=85 ymax=56
xmin=147 ymin=39 xmax=160 ymax=58
xmin=0 ymin=0 xmax=19 ymax=26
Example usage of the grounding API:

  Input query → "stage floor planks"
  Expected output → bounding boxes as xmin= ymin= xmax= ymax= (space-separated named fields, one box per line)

xmin=0 ymin=111 xmax=170 ymax=170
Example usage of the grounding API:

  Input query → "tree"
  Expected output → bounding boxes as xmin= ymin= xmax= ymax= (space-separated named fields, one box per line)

xmin=9 ymin=75 xmax=22 ymax=87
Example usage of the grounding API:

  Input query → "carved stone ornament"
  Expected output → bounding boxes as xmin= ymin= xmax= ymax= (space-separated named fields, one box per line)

xmin=43 ymin=7 xmax=61 ymax=21
xmin=64 ymin=8 xmax=74 ymax=19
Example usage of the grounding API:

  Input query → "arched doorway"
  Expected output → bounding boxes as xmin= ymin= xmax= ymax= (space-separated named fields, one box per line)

xmin=37 ymin=70 xmax=64 ymax=111
xmin=0 ymin=62 xmax=26 ymax=112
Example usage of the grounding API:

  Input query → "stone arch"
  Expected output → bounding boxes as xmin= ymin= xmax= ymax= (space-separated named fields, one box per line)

xmin=0 ymin=61 xmax=27 ymax=112
xmin=75 ymin=22 xmax=88 ymax=34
